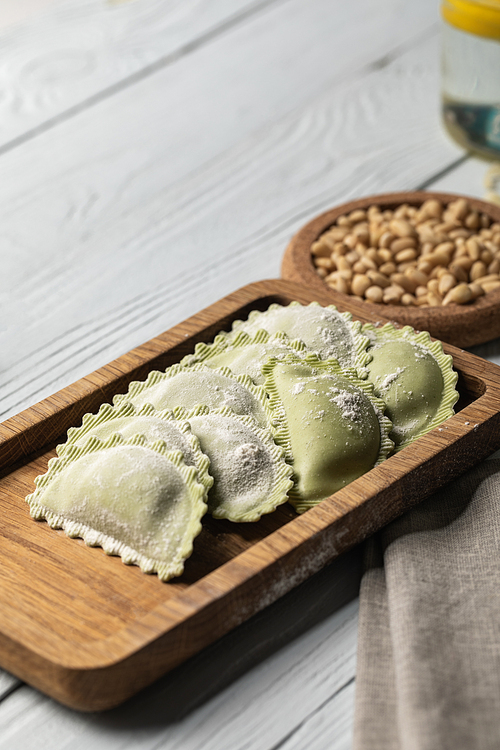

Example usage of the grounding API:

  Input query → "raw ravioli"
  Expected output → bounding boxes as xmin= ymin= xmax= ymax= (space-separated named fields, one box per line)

xmin=113 ymin=363 xmax=272 ymax=429
xmin=58 ymin=401 xmax=213 ymax=494
xmin=174 ymin=405 xmax=293 ymax=522
xmin=263 ymin=354 xmax=393 ymax=513
xmin=26 ymin=434 xmax=208 ymax=581
xmin=181 ymin=330 xmax=308 ymax=385
xmin=227 ymin=302 xmax=370 ymax=372
xmin=363 ymin=323 xmax=459 ymax=450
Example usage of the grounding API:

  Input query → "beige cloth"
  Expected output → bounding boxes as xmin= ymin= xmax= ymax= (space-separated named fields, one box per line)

xmin=353 ymin=459 xmax=500 ymax=750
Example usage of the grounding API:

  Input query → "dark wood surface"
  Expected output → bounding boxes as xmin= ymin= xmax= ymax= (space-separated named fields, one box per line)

xmin=2 ymin=278 xmax=500 ymax=711
xmin=281 ymin=191 xmax=500 ymax=347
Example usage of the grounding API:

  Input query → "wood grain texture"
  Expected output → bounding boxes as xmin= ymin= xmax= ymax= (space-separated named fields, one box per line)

xmin=0 ymin=0 xmax=491 ymax=742
xmin=1 ymin=32 xmax=463 ymax=424
xmin=0 ymin=589 xmax=359 ymax=749
xmin=2 ymin=279 xmax=500 ymax=711
xmin=0 ymin=0 xmax=275 ymax=149
xmin=281 ymin=191 xmax=500 ymax=348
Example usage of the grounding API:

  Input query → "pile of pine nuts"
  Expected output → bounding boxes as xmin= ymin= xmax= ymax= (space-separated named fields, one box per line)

xmin=311 ymin=198 xmax=500 ymax=306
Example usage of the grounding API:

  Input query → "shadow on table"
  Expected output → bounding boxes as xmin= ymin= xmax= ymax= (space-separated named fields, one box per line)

xmin=92 ymin=545 xmax=363 ymax=730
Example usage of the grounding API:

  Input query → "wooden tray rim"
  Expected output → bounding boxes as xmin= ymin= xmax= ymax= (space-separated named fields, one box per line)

xmin=2 ymin=279 xmax=500 ymax=709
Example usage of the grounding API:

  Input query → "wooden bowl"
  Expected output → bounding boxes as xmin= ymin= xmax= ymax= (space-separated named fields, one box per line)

xmin=281 ymin=191 xmax=500 ymax=347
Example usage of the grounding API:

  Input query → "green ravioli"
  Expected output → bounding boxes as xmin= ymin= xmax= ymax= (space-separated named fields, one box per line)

xmin=27 ymin=434 xmax=208 ymax=581
xmin=227 ymin=302 xmax=371 ymax=373
xmin=174 ymin=405 xmax=293 ymax=522
xmin=58 ymin=401 xmax=213 ymax=495
xmin=263 ymin=354 xmax=393 ymax=513
xmin=363 ymin=323 xmax=459 ymax=450
xmin=113 ymin=363 xmax=272 ymax=429
xmin=181 ymin=330 xmax=309 ymax=385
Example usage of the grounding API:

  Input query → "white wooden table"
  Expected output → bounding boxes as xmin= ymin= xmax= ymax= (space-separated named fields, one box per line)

xmin=1 ymin=1 xmax=499 ymax=747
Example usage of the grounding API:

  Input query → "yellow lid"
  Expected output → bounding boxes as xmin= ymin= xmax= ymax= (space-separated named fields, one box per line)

xmin=442 ymin=0 xmax=500 ymax=40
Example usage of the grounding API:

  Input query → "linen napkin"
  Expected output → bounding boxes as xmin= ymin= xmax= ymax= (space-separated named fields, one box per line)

xmin=353 ymin=457 xmax=500 ymax=750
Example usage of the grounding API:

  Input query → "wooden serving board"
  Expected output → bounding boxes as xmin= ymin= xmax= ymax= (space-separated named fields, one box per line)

xmin=1 ymin=279 xmax=500 ymax=712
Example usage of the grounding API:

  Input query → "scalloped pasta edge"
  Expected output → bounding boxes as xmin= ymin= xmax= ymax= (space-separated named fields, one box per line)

xmin=26 ymin=434 xmax=208 ymax=581
xmin=173 ymin=404 xmax=294 ymax=523
xmin=363 ymin=322 xmax=459 ymax=451
xmin=58 ymin=402 xmax=213 ymax=494
xmin=262 ymin=353 xmax=394 ymax=514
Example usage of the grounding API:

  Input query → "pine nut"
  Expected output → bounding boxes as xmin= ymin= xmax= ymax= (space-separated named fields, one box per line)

xmin=327 ymin=227 xmax=350 ymax=241
xmin=431 ymin=250 xmax=452 ymax=266
xmin=352 ymin=261 xmax=367 ymax=274
xmin=417 ymin=260 xmax=434 ymax=276
xmin=442 ymin=283 xmax=473 ymax=305
xmin=406 ymin=269 xmax=429 ymax=287
xmin=327 ymin=269 xmax=352 ymax=282
xmin=333 ymin=242 xmax=348 ymax=255
xmin=468 ymin=283 xmax=485 ymax=300
xmin=438 ymin=273 xmax=457 ymax=296
xmin=480 ymin=280 xmax=500 ymax=293
xmin=311 ymin=240 xmax=332 ymax=257
xmin=427 ymin=292 xmax=443 ymax=306
xmin=448 ymin=263 xmax=468 ymax=283
xmin=434 ymin=241 xmax=455 ymax=257
xmin=401 ymin=293 xmax=416 ymax=306
xmin=435 ymin=267 xmax=449 ymax=279
xmin=473 ymin=274 xmax=500 ymax=286
xmin=361 ymin=255 xmax=378 ymax=270
xmin=379 ymin=261 xmax=397 ymax=276
xmin=354 ymin=230 xmax=370 ymax=246
xmin=315 ymin=257 xmax=334 ymax=270
xmin=448 ymin=228 xmax=471 ymax=239
xmin=351 ymin=274 xmax=372 ymax=297
xmin=365 ymin=248 xmax=380 ymax=264
xmin=421 ymin=241 xmax=435 ymax=255
xmin=397 ymin=261 xmax=417 ymax=273
xmin=379 ymin=231 xmax=395 ymax=248
xmin=390 ymin=218 xmax=415 ymax=237
xmin=349 ymin=209 xmax=367 ymax=222
xmin=383 ymin=286 xmax=403 ymax=304
xmin=327 ymin=277 xmax=350 ymax=294
xmin=448 ymin=198 xmax=469 ymax=220
xmin=419 ymin=199 xmax=443 ymax=219
xmin=312 ymin=199 xmax=500 ymax=307
xmin=390 ymin=237 xmax=417 ymax=253
xmin=488 ymin=259 xmax=500 ymax=275
xmin=365 ymin=285 xmax=384 ymax=303
xmin=428 ymin=279 xmax=440 ymax=295
xmin=451 ymin=256 xmax=473 ymax=272
xmin=377 ymin=248 xmax=393 ymax=263
xmin=465 ymin=211 xmax=480 ymax=229
xmin=345 ymin=250 xmax=360 ymax=264
xmin=394 ymin=248 xmax=418 ymax=263
xmin=469 ymin=261 xmax=487 ymax=281
xmin=337 ymin=257 xmax=352 ymax=271
xmin=367 ymin=270 xmax=390 ymax=288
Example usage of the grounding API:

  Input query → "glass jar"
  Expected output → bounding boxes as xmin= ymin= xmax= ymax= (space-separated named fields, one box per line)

xmin=442 ymin=0 xmax=500 ymax=160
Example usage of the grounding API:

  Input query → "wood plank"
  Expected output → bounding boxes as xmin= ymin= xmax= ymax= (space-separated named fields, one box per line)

xmin=0 ymin=673 xmax=20 ymax=702
xmin=1 ymin=280 xmax=500 ymax=710
xmin=0 ymin=0 xmax=57 ymax=31
xmin=280 ymin=679 xmax=356 ymax=750
xmin=1 ymin=31 xmax=462 ymax=422
xmin=0 ymin=596 xmax=359 ymax=749
xmin=0 ymin=0 xmax=277 ymax=148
